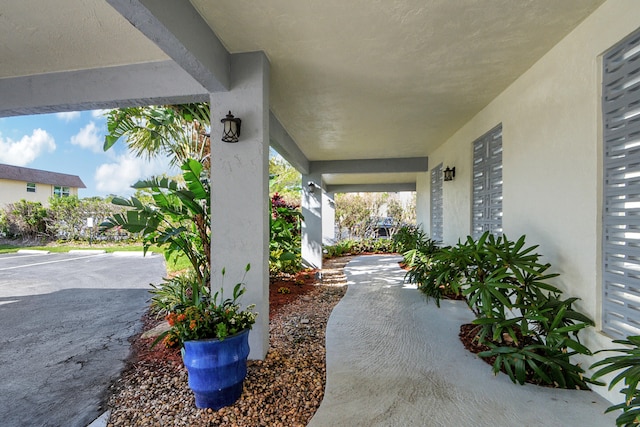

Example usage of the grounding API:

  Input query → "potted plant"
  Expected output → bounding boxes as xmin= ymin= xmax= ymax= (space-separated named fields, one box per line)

xmin=155 ymin=264 xmax=258 ymax=409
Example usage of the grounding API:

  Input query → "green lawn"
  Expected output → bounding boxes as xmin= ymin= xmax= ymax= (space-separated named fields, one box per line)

xmin=0 ymin=242 xmax=188 ymax=273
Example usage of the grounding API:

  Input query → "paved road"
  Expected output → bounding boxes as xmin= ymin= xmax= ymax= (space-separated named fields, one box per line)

xmin=0 ymin=251 xmax=166 ymax=427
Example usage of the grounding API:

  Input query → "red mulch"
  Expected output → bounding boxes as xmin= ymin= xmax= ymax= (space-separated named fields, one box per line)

xmin=459 ymin=323 xmax=495 ymax=365
xmin=269 ymin=269 xmax=317 ymax=320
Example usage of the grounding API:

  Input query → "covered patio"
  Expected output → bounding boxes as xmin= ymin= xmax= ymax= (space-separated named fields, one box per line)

xmin=2 ymin=0 xmax=640 ymax=411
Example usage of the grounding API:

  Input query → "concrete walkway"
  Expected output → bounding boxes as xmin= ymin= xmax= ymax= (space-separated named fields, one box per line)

xmin=308 ymin=255 xmax=616 ymax=427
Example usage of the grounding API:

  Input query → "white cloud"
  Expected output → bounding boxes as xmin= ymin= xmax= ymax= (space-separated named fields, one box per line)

xmin=0 ymin=129 xmax=56 ymax=166
xmin=70 ymin=121 xmax=102 ymax=153
xmin=94 ymin=153 xmax=174 ymax=196
xmin=91 ymin=109 xmax=110 ymax=119
xmin=55 ymin=111 xmax=81 ymax=122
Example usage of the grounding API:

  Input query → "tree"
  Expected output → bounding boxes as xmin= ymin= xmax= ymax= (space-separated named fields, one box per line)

xmin=101 ymin=159 xmax=211 ymax=284
xmin=104 ymin=103 xmax=211 ymax=169
xmin=334 ymin=192 xmax=415 ymax=240
xmin=269 ymin=153 xmax=301 ymax=206
xmin=335 ymin=193 xmax=387 ymax=239
xmin=102 ymin=104 xmax=212 ymax=280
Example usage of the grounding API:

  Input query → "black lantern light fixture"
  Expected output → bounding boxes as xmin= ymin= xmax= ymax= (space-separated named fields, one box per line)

xmin=443 ymin=166 xmax=456 ymax=181
xmin=308 ymin=181 xmax=318 ymax=194
xmin=221 ymin=111 xmax=241 ymax=142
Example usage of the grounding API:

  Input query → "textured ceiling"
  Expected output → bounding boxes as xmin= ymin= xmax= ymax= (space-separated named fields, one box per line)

xmin=191 ymin=0 xmax=605 ymax=162
xmin=0 ymin=0 xmax=168 ymax=78
xmin=0 ymin=0 xmax=606 ymax=183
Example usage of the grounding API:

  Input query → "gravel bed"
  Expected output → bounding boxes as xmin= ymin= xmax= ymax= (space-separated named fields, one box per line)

xmin=106 ymin=260 xmax=349 ymax=427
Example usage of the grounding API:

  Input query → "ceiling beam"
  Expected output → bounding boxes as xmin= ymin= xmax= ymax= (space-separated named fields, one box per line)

xmin=0 ymin=61 xmax=208 ymax=117
xmin=325 ymin=183 xmax=417 ymax=193
xmin=107 ymin=0 xmax=230 ymax=92
xmin=310 ymin=157 xmax=428 ymax=174
xmin=269 ymin=112 xmax=310 ymax=174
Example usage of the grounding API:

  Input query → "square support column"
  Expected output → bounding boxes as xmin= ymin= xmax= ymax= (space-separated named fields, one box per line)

xmin=302 ymin=174 xmax=323 ymax=268
xmin=322 ymin=192 xmax=336 ymax=245
xmin=415 ymin=172 xmax=430 ymax=233
xmin=210 ymin=52 xmax=270 ymax=359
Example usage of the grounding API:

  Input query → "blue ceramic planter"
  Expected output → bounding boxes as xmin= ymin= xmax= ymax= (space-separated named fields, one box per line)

xmin=182 ymin=329 xmax=250 ymax=409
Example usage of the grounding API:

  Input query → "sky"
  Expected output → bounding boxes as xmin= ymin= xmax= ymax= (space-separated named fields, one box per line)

xmin=0 ymin=110 xmax=175 ymax=198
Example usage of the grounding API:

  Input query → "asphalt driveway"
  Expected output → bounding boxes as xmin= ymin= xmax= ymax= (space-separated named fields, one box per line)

xmin=0 ymin=251 xmax=166 ymax=427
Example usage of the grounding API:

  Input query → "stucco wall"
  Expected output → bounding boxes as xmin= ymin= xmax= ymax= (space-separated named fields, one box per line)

xmin=417 ymin=0 xmax=640 ymax=402
xmin=1 ymin=179 xmax=51 ymax=206
xmin=0 ymin=179 xmax=80 ymax=207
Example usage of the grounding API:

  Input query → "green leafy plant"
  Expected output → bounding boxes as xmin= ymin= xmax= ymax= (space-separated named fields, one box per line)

xmin=100 ymin=158 xmax=211 ymax=284
xmin=156 ymin=264 xmax=258 ymax=348
xmin=149 ymin=269 xmax=206 ymax=316
xmin=393 ymin=225 xmax=432 ymax=254
xmin=2 ymin=200 xmax=48 ymax=239
xmin=278 ymin=287 xmax=291 ymax=294
xmin=477 ymin=295 xmax=597 ymax=389
xmin=591 ymin=336 xmax=640 ymax=426
xmin=104 ymin=104 xmax=211 ymax=168
xmin=269 ymin=193 xmax=303 ymax=274
xmin=323 ymin=240 xmax=355 ymax=258
xmin=45 ymin=195 xmax=130 ymax=242
xmin=405 ymin=241 xmax=465 ymax=306
xmin=323 ymin=237 xmax=396 ymax=259
xmin=418 ymin=231 xmax=596 ymax=389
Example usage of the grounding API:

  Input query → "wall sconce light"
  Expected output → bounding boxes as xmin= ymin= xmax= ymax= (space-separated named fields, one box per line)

xmin=308 ymin=181 xmax=318 ymax=193
xmin=220 ymin=111 xmax=241 ymax=142
xmin=443 ymin=166 xmax=456 ymax=181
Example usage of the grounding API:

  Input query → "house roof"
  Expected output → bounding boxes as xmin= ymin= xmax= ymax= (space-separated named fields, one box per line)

xmin=0 ymin=163 xmax=86 ymax=188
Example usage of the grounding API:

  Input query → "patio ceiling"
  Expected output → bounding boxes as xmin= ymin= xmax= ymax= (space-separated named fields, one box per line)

xmin=0 ymin=0 xmax=606 ymax=190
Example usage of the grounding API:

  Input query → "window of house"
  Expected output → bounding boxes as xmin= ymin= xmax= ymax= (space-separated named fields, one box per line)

xmin=53 ymin=186 xmax=70 ymax=197
xmin=471 ymin=124 xmax=503 ymax=239
xmin=26 ymin=183 xmax=36 ymax=193
xmin=430 ymin=163 xmax=443 ymax=242
xmin=602 ymin=28 xmax=640 ymax=339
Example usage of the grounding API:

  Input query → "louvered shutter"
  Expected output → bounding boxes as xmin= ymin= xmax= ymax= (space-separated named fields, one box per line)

xmin=431 ymin=163 xmax=443 ymax=242
xmin=472 ymin=124 xmax=503 ymax=239
xmin=602 ymin=29 xmax=640 ymax=338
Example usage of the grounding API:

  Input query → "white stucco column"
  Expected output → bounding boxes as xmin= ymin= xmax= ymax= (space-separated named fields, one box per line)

xmin=415 ymin=172 xmax=430 ymax=232
xmin=210 ymin=52 xmax=270 ymax=359
xmin=302 ymin=174 xmax=323 ymax=268
xmin=322 ymin=192 xmax=336 ymax=244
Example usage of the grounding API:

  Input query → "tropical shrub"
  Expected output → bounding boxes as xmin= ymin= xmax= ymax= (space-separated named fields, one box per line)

xmin=270 ymin=193 xmax=302 ymax=274
xmin=591 ymin=336 xmax=640 ymax=427
xmin=0 ymin=210 xmax=7 ymax=236
xmin=393 ymin=225 xmax=425 ymax=253
xmin=101 ymin=158 xmax=211 ymax=285
xmin=395 ymin=226 xmax=440 ymax=293
xmin=419 ymin=231 xmax=596 ymax=389
xmin=323 ymin=240 xmax=355 ymax=258
xmin=45 ymin=195 xmax=131 ymax=242
xmin=323 ymin=237 xmax=395 ymax=258
xmin=149 ymin=269 xmax=205 ymax=316
xmin=350 ymin=238 xmax=394 ymax=254
xmin=2 ymin=200 xmax=48 ymax=239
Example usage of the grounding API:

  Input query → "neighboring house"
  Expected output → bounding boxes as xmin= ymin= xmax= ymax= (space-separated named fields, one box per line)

xmin=0 ymin=163 xmax=86 ymax=207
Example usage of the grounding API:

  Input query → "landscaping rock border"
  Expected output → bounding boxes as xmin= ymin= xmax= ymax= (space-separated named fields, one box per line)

xmin=106 ymin=257 xmax=350 ymax=427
